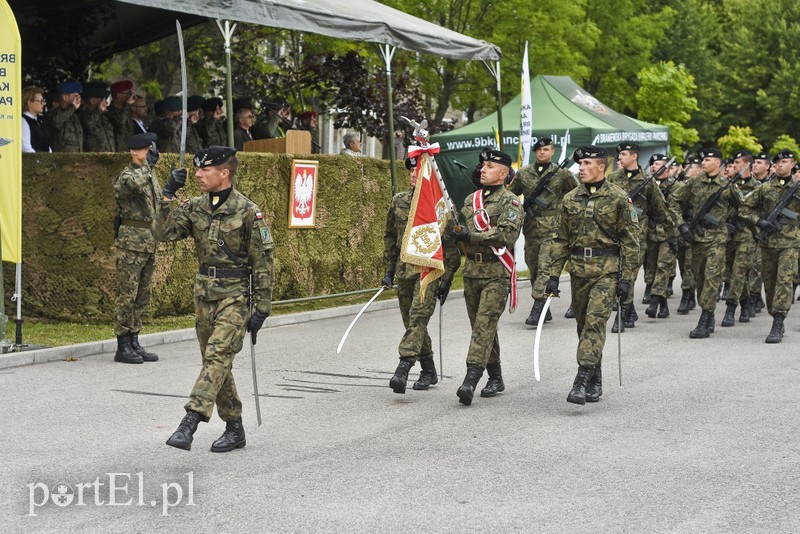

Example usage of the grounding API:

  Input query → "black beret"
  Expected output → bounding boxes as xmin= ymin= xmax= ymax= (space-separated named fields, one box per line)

xmin=753 ymin=151 xmax=771 ymax=161
xmin=699 ymin=147 xmax=723 ymax=160
xmin=773 ymin=149 xmax=796 ymax=162
xmin=732 ymin=149 xmax=752 ymax=160
xmin=163 ymin=96 xmax=182 ymax=112
xmin=685 ymin=155 xmax=702 ymax=165
xmin=484 ymin=149 xmax=513 ymax=168
xmin=194 ymin=145 xmax=237 ymax=168
xmin=616 ymin=143 xmax=640 ymax=154
xmin=128 ymin=132 xmax=157 ymax=150
xmin=153 ymin=100 xmax=165 ymax=116
xmin=573 ymin=145 xmax=608 ymax=163
xmin=648 ymin=153 xmax=668 ymax=165
xmin=670 ymin=160 xmax=680 ymax=167
xmin=202 ymin=97 xmax=223 ymax=113
xmin=82 ymin=81 xmax=110 ymax=99
xmin=187 ymin=95 xmax=205 ymax=112
xmin=723 ymin=157 xmax=733 ymax=165
xmin=532 ymin=137 xmax=553 ymax=150
xmin=478 ymin=148 xmax=491 ymax=164
xmin=405 ymin=156 xmax=417 ymax=170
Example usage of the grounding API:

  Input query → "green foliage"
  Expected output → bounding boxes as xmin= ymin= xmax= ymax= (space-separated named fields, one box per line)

xmin=770 ymin=134 xmax=800 ymax=156
xmin=716 ymin=126 xmax=762 ymax=156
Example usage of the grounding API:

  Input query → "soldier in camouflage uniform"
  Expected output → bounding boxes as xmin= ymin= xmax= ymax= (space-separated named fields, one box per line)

xmin=676 ymin=155 xmax=702 ymax=314
xmin=106 ymin=80 xmax=136 ymax=153
xmin=158 ymin=146 xmax=275 ymax=452
xmin=672 ymin=147 xmax=743 ymax=338
xmin=46 ymin=81 xmax=84 ymax=152
xmin=113 ymin=132 xmax=162 ymax=364
xmin=452 ymin=150 xmax=522 ymax=406
xmin=547 ymin=145 xmax=639 ymax=405
xmin=509 ymin=137 xmax=576 ymax=326
xmin=198 ymin=97 xmax=227 ymax=148
xmin=151 ymin=96 xmax=183 ymax=153
xmin=607 ymin=143 xmax=675 ymax=332
xmin=740 ymin=149 xmax=800 ymax=343
xmin=79 ymin=81 xmax=116 ymax=152
xmin=384 ymin=157 xmax=461 ymax=394
xmin=720 ymin=150 xmax=760 ymax=326
xmin=747 ymin=151 xmax=773 ymax=314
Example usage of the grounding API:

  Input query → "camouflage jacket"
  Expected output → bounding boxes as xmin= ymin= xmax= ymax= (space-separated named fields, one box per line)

xmin=672 ymin=172 xmax=743 ymax=243
xmin=549 ymin=181 xmax=640 ymax=281
xmin=156 ymin=189 xmax=275 ymax=314
xmin=105 ymin=104 xmax=134 ymax=153
xmin=508 ymin=161 xmax=577 ymax=238
xmin=197 ymin=116 xmax=227 ymax=148
xmin=383 ymin=188 xmax=461 ymax=281
xmin=459 ymin=186 xmax=523 ymax=279
xmin=113 ymin=162 xmax=161 ymax=254
xmin=187 ymin=122 xmax=203 ymax=155
xmin=608 ymin=166 xmax=675 ymax=238
xmin=647 ymin=176 xmax=683 ymax=242
xmin=79 ymin=107 xmax=116 ymax=152
xmin=740 ymin=175 xmax=800 ymax=249
xmin=728 ymin=175 xmax=760 ymax=243
xmin=47 ymin=106 xmax=83 ymax=152
xmin=152 ymin=116 xmax=182 ymax=153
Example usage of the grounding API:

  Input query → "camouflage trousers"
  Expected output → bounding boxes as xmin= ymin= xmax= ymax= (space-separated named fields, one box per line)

xmin=761 ymin=246 xmax=799 ymax=316
xmin=747 ymin=247 xmax=763 ymax=296
xmin=677 ymin=242 xmax=694 ymax=290
xmin=523 ymin=232 xmax=552 ymax=299
xmin=623 ymin=227 xmax=647 ymax=306
xmin=185 ymin=295 xmax=248 ymax=422
xmin=726 ymin=238 xmax=756 ymax=306
xmin=114 ymin=249 xmax=155 ymax=336
xmin=463 ymin=275 xmax=510 ymax=368
xmin=571 ymin=274 xmax=616 ymax=368
xmin=398 ymin=276 xmax=440 ymax=360
xmin=642 ymin=238 xmax=676 ymax=298
xmin=691 ymin=240 xmax=726 ymax=312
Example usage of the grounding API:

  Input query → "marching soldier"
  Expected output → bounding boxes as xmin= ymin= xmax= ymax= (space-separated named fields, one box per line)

xmin=748 ymin=151 xmax=773 ymax=314
xmin=157 ymin=146 xmax=275 ymax=452
xmin=739 ymin=149 xmax=800 ymax=343
xmin=607 ymin=143 xmax=675 ymax=332
xmin=676 ymin=155 xmax=702 ymax=314
xmin=384 ymin=157 xmax=460 ymax=394
xmin=113 ymin=132 xmax=162 ymax=364
xmin=509 ymin=137 xmax=576 ymax=327
xmin=546 ymin=146 xmax=639 ymax=405
xmin=672 ymin=148 xmax=743 ymax=339
xmin=452 ymin=150 xmax=522 ymax=406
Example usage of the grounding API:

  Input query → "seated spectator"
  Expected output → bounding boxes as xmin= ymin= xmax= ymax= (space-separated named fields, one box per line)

xmin=340 ymin=131 xmax=362 ymax=156
xmin=233 ymin=106 xmax=254 ymax=151
xmin=79 ymin=81 xmax=115 ymax=152
xmin=21 ymin=85 xmax=52 ymax=153
xmin=46 ymin=80 xmax=83 ymax=152
xmin=130 ymin=95 xmax=149 ymax=135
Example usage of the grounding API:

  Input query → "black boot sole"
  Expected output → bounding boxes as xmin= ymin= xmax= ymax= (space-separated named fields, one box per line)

xmin=166 ymin=434 xmax=192 ymax=451
xmin=585 ymin=394 xmax=602 ymax=403
xmin=457 ymin=387 xmax=474 ymax=405
xmin=567 ymin=393 xmax=586 ymax=405
xmin=480 ymin=384 xmax=505 ymax=398
xmin=210 ymin=439 xmax=246 ymax=453
xmin=115 ymin=355 xmax=144 ymax=364
xmin=412 ymin=377 xmax=438 ymax=390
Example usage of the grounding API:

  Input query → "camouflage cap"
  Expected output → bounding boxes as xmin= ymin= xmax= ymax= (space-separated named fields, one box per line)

xmin=194 ymin=146 xmax=237 ymax=168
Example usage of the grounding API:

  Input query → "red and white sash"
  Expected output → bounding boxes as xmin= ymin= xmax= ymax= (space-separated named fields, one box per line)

xmin=472 ymin=192 xmax=517 ymax=312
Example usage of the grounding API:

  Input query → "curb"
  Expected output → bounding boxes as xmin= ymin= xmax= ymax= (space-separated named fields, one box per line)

xmin=0 ymin=280 xmax=534 ymax=371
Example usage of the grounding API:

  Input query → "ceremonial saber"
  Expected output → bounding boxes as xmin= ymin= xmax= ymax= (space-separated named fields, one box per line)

xmin=438 ymin=302 xmax=443 ymax=382
xmin=533 ymin=295 xmax=554 ymax=381
xmin=176 ymin=20 xmax=188 ymax=168
xmin=248 ymin=274 xmax=262 ymax=426
xmin=617 ymin=295 xmax=623 ymax=387
xmin=337 ymin=287 xmax=385 ymax=354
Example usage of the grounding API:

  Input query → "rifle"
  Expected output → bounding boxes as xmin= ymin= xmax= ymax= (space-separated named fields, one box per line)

xmin=661 ymin=169 xmax=686 ymax=202
xmin=754 ymin=176 xmax=800 ymax=245
xmin=627 ymin=157 xmax=676 ymax=217
xmin=687 ymin=163 xmax=750 ymax=237
xmin=522 ymin=159 xmax=571 ymax=217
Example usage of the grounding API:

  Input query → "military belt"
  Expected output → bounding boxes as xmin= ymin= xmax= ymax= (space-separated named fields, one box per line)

xmin=120 ymin=218 xmax=152 ymax=229
xmin=200 ymin=265 xmax=249 ymax=278
xmin=570 ymin=246 xmax=620 ymax=258
xmin=467 ymin=252 xmax=500 ymax=263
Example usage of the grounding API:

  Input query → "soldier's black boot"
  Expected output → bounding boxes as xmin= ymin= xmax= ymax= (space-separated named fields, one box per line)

xmin=689 ymin=310 xmax=712 ymax=339
xmin=166 ymin=411 xmax=203 ymax=451
xmin=567 ymin=365 xmax=594 ymax=405
xmin=114 ymin=334 xmax=143 ymax=364
xmin=611 ymin=311 xmax=625 ymax=333
xmin=130 ymin=332 xmax=159 ymax=362
xmin=623 ymin=304 xmax=637 ymax=328
xmin=667 ymin=277 xmax=675 ymax=297
xmin=389 ymin=358 xmax=415 ymax=394
xmin=585 ymin=365 xmax=602 ymax=403
xmin=755 ymin=294 xmax=765 ymax=313
xmin=658 ymin=296 xmax=670 ymax=318
xmin=413 ymin=357 xmax=439 ymax=390
xmin=645 ymin=295 xmax=660 ymax=318
xmin=210 ymin=417 xmax=246 ymax=453
xmin=721 ymin=303 xmax=737 ymax=327
xmin=525 ymin=299 xmax=545 ymax=326
xmin=545 ymin=306 xmax=553 ymax=322
xmin=480 ymin=362 xmax=505 ymax=397
xmin=677 ymin=290 xmax=692 ymax=314
xmin=564 ymin=304 xmax=575 ymax=319
xmin=707 ymin=312 xmax=715 ymax=333
xmin=642 ymin=284 xmax=652 ymax=304
xmin=739 ymin=296 xmax=751 ymax=323
xmin=688 ymin=290 xmax=697 ymax=310
xmin=765 ymin=314 xmax=785 ymax=344
xmin=456 ymin=365 xmax=484 ymax=406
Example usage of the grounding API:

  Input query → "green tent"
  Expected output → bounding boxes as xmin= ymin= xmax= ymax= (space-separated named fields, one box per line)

xmin=432 ymin=75 xmax=670 ymax=208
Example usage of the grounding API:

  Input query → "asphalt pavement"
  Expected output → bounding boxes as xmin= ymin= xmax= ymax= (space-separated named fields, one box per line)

xmin=1 ymin=275 xmax=799 ymax=533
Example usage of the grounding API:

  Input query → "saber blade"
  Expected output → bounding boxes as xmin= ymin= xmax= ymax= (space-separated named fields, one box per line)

xmin=176 ymin=20 xmax=188 ymax=167
xmin=617 ymin=296 xmax=623 ymax=386
xmin=532 ymin=295 xmax=554 ymax=381
xmin=249 ymin=338 xmax=262 ymax=426
xmin=337 ymin=287 xmax=385 ymax=354
xmin=438 ymin=302 xmax=443 ymax=382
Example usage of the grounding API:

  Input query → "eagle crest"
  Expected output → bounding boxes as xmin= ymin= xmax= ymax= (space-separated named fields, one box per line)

xmin=293 ymin=169 xmax=315 ymax=217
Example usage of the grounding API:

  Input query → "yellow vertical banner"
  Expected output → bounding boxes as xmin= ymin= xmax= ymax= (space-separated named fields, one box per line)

xmin=0 ymin=0 xmax=22 ymax=263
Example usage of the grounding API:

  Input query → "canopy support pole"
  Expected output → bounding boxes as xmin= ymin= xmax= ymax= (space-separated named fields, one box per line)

xmin=0 ymin=230 xmax=6 ymax=353
xmin=216 ymin=19 xmax=238 ymax=148
xmin=483 ymin=59 xmax=503 ymax=151
xmin=14 ymin=263 xmax=22 ymax=346
xmin=378 ymin=44 xmax=398 ymax=196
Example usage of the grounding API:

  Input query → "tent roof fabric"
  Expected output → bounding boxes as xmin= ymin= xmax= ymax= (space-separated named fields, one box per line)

xmin=114 ymin=0 xmax=501 ymax=61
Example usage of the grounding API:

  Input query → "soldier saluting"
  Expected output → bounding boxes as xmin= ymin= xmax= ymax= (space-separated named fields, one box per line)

xmin=546 ymin=146 xmax=639 ymax=405
xmin=157 ymin=146 xmax=275 ymax=452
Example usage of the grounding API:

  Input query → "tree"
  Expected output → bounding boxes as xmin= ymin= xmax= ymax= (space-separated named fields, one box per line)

xmin=770 ymin=134 xmax=800 ymax=156
xmin=716 ymin=126 xmax=762 ymax=156
xmin=635 ymin=61 xmax=699 ymax=156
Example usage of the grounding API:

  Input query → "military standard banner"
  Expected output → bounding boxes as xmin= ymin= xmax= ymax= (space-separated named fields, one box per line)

xmin=0 ymin=0 xmax=22 ymax=263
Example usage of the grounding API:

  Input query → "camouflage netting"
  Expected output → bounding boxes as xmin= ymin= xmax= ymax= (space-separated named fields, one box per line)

xmin=2 ymin=152 xmax=407 ymax=321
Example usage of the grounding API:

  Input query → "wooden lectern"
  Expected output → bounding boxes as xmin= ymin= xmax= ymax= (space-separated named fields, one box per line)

xmin=243 ymin=130 xmax=312 ymax=154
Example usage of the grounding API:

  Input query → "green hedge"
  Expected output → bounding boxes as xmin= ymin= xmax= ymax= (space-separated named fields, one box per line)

xmin=2 ymin=152 xmax=406 ymax=321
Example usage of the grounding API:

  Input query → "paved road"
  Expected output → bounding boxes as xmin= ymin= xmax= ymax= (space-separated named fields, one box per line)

xmin=2 ymin=277 xmax=799 ymax=533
